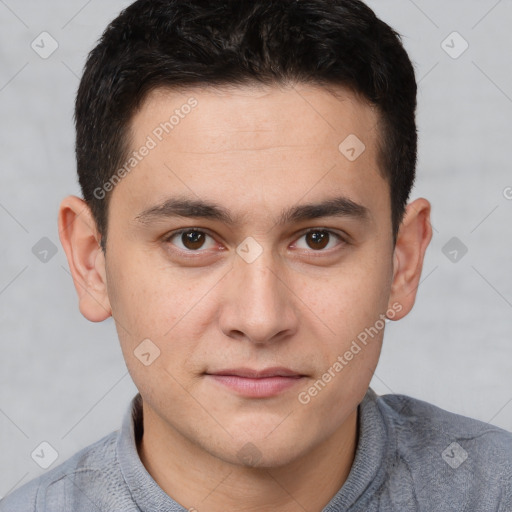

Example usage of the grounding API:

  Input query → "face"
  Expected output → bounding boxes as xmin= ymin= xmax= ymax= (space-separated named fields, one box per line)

xmin=63 ymin=83 xmax=428 ymax=468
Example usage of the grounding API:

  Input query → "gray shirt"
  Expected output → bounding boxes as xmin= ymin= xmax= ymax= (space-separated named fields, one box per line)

xmin=1 ymin=387 xmax=511 ymax=511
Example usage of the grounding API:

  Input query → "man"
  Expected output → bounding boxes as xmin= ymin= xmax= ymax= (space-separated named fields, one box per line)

xmin=2 ymin=0 xmax=511 ymax=510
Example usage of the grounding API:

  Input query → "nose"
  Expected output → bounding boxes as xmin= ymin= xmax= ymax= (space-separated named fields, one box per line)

xmin=218 ymin=248 xmax=299 ymax=345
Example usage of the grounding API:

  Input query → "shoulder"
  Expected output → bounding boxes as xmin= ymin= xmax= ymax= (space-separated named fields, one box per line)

xmin=377 ymin=392 xmax=512 ymax=509
xmin=378 ymin=392 xmax=512 ymax=455
xmin=0 ymin=430 xmax=126 ymax=512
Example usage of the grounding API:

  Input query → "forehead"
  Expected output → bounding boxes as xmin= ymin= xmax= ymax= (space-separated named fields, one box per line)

xmin=111 ymin=83 xmax=389 ymax=229
xmin=134 ymin=82 xmax=379 ymax=152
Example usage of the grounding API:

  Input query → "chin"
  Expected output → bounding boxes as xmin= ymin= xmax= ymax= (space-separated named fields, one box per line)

xmin=209 ymin=427 xmax=313 ymax=469
xmin=225 ymin=444 xmax=306 ymax=470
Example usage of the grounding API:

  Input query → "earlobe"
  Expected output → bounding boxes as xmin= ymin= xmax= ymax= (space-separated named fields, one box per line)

xmin=388 ymin=198 xmax=432 ymax=320
xmin=58 ymin=195 xmax=112 ymax=322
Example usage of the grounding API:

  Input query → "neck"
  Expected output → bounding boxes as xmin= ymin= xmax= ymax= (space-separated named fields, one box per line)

xmin=137 ymin=404 xmax=359 ymax=512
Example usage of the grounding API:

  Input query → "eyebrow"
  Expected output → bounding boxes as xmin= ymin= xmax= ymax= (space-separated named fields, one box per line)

xmin=134 ymin=195 xmax=370 ymax=226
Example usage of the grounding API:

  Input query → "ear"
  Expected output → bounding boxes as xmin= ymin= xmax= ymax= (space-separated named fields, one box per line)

xmin=388 ymin=198 xmax=432 ymax=320
xmin=58 ymin=195 xmax=112 ymax=322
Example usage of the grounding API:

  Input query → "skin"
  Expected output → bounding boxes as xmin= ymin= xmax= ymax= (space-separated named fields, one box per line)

xmin=58 ymin=83 xmax=432 ymax=511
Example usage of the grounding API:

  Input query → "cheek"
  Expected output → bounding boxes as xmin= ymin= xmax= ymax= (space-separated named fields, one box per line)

xmin=106 ymin=249 xmax=220 ymax=375
xmin=296 ymin=262 xmax=390 ymax=410
xmin=107 ymin=246 xmax=193 ymax=334
xmin=297 ymin=252 xmax=392 ymax=389
xmin=307 ymin=253 xmax=392 ymax=335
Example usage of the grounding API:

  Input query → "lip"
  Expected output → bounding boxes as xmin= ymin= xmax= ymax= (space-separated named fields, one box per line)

xmin=205 ymin=367 xmax=305 ymax=398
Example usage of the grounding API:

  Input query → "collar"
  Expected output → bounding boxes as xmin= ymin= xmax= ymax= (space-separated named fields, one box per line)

xmin=116 ymin=387 xmax=390 ymax=511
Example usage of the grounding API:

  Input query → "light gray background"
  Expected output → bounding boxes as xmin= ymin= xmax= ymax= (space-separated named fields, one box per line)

xmin=1 ymin=0 xmax=511 ymax=498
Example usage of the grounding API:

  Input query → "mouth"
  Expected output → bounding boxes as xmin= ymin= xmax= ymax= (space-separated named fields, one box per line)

xmin=204 ymin=367 xmax=306 ymax=398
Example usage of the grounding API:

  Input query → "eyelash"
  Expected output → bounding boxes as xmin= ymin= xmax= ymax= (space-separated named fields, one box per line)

xmin=163 ymin=228 xmax=348 ymax=256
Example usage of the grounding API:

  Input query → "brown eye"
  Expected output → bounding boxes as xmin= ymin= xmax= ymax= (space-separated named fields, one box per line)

xmin=167 ymin=229 xmax=216 ymax=252
xmin=305 ymin=231 xmax=330 ymax=250
xmin=182 ymin=230 xmax=205 ymax=250
xmin=294 ymin=229 xmax=344 ymax=251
